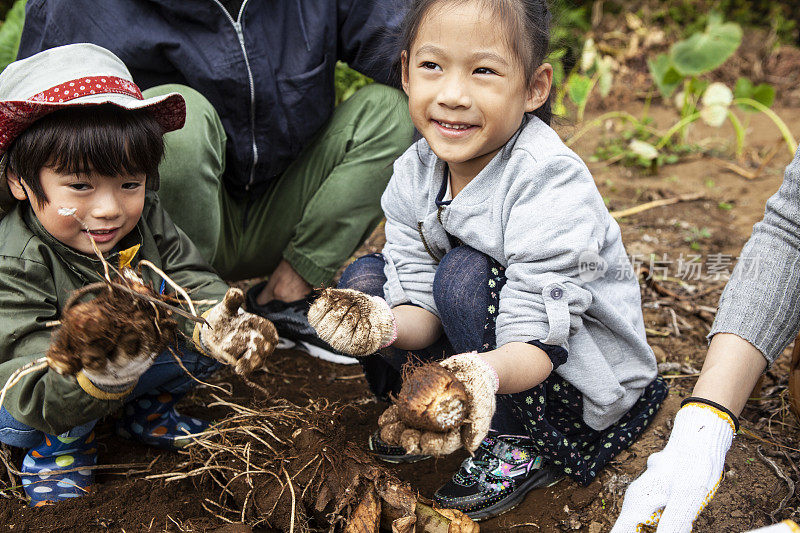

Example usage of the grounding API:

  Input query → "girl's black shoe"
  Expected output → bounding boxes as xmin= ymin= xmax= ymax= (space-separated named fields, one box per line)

xmin=433 ymin=433 xmax=563 ymax=520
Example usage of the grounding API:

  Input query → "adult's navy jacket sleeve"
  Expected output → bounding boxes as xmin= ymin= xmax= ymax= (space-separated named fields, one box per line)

xmin=337 ymin=0 xmax=406 ymax=86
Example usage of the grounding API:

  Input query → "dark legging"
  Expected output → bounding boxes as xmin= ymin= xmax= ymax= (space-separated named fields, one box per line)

xmin=338 ymin=246 xmax=667 ymax=485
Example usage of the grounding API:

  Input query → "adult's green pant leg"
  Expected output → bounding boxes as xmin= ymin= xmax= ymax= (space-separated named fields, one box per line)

xmin=142 ymin=84 xmax=227 ymax=264
xmin=231 ymin=84 xmax=414 ymax=285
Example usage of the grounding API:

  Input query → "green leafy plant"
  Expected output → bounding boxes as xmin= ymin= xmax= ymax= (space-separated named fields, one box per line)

xmin=334 ymin=62 xmax=372 ymax=105
xmin=572 ymin=12 xmax=796 ymax=170
xmin=0 ymin=0 xmax=25 ymax=74
xmin=555 ymin=38 xmax=615 ymax=120
xmin=647 ymin=13 xmax=795 ymax=156
xmin=684 ymin=226 xmax=712 ymax=251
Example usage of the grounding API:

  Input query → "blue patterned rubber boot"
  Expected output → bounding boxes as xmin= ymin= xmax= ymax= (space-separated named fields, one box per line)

xmin=20 ymin=432 xmax=97 ymax=507
xmin=433 ymin=433 xmax=563 ymax=520
xmin=115 ymin=391 xmax=208 ymax=450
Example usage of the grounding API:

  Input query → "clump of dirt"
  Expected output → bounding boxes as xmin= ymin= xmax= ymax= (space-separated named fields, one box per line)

xmin=163 ymin=396 xmax=478 ymax=533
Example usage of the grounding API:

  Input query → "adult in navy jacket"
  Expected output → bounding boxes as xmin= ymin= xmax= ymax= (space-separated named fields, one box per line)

xmin=18 ymin=0 xmax=414 ymax=356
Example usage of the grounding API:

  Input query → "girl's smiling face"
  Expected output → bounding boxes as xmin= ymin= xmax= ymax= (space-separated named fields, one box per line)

xmin=402 ymin=0 xmax=552 ymax=184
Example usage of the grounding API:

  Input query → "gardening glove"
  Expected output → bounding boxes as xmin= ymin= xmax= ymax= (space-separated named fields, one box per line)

xmin=611 ymin=403 xmax=736 ymax=533
xmin=47 ymin=314 xmax=160 ymax=393
xmin=378 ymin=352 xmax=498 ymax=455
xmin=199 ymin=288 xmax=278 ymax=375
xmin=78 ymin=347 xmax=157 ymax=392
xmin=307 ymin=288 xmax=397 ymax=356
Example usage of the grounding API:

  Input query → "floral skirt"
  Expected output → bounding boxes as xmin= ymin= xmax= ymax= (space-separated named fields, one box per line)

xmin=483 ymin=261 xmax=668 ymax=486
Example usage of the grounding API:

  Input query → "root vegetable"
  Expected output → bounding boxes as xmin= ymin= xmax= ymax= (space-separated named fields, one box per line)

xmin=395 ymin=364 xmax=468 ymax=432
xmin=46 ymin=280 xmax=178 ymax=376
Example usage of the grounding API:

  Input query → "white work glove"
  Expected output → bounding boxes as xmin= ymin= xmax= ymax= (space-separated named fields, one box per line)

xmin=378 ymin=352 xmax=499 ymax=455
xmin=199 ymin=288 xmax=278 ymax=375
xmin=307 ymin=288 xmax=397 ymax=356
xmin=612 ymin=403 xmax=736 ymax=533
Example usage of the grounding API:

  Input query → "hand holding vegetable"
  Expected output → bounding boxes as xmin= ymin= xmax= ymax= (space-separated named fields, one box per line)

xmin=378 ymin=352 xmax=499 ymax=455
xmin=307 ymin=288 xmax=397 ymax=356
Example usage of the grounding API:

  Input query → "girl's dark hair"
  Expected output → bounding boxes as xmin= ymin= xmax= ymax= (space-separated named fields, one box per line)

xmin=398 ymin=0 xmax=553 ymax=125
xmin=6 ymin=104 xmax=164 ymax=206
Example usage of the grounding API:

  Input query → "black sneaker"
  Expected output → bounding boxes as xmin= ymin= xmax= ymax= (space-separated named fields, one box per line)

xmin=433 ymin=433 xmax=563 ymax=521
xmin=368 ymin=431 xmax=431 ymax=464
xmin=245 ymin=282 xmax=359 ymax=364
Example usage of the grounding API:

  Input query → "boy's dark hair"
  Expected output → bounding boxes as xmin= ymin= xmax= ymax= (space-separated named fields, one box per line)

xmin=398 ymin=0 xmax=553 ymax=125
xmin=6 ymin=104 xmax=164 ymax=206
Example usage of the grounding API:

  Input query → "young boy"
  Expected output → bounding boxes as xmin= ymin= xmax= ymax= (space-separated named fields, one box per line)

xmin=0 ymin=44 xmax=277 ymax=506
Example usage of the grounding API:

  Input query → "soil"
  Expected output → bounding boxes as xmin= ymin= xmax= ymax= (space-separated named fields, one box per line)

xmin=4 ymin=49 xmax=800 ymax=533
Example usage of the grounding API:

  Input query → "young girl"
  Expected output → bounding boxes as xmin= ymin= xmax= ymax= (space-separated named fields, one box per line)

xmin=308 ymin=0 xmax=667 ymax=519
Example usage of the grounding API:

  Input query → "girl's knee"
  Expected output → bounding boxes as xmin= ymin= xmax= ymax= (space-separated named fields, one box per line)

xmin=433 ymin=246 xmax=490 ymax=311
xmin=338 ymin=254 xmax=387 ymax=297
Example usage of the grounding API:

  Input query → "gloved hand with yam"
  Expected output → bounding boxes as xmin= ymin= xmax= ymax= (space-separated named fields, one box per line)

xmin=611 ymin=402 xmax=736 ymax=533
xmin=199 ymin=288 xmax=278 ymax=375
xmin=307 ymin=288 xmax=397 ymax=356
xmin=47 ymin=280 xmax=179 ymax=392
xmin=378 ymin=352 xmax=499 ymax=455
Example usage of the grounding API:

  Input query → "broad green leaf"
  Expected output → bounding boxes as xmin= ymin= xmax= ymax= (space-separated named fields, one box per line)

xmin=0 ymin=0 xmax=27 ymax=74
xmin=670 ymin=21 xmax=742 ymax=76
xmin=629 ymin=139 xmax=658 ymax=161
xmin=647 ymin=54 xmax=682 ymax=99
xmin=567 ymin=73 xmax=592 ymax=107
xmin=734 ymin=77 xmax=775 ymax=111
xmin=734 ymin=77 xmax=753 ymax=99
xmin=751 ymin=84 xmax=776 ymax=108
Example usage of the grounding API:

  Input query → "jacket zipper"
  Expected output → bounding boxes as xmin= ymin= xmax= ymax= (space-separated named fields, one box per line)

xmin=417 ymin=221 xmax=441 ymax=264
xmin=211 ymin=0 xmax=258 ymax=191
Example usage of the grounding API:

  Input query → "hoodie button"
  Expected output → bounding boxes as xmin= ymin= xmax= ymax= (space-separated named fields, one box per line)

xmin=550 ymin=287 xmax=563 ymax=300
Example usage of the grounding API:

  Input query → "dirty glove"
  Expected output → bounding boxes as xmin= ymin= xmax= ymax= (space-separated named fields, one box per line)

xmin=611 ymin=403 xmax=736 ymax=533
xmin=378 ymin=352 xmax=499 ymax=455
xmin=199 ymin=288 xmax=278 ymax=375
xmin=79 ymin=349 xmax=157 ymax=392
xmin=307 ymin=288 xmax=397 ymax=356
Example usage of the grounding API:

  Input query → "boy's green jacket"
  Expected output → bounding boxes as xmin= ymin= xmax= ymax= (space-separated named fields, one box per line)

xmin=0 ymin=191 xmax=230 ymax=435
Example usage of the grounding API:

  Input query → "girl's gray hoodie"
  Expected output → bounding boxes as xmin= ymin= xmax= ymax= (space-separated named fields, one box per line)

xmin=381 ymin=116 xmax=658 ymax=431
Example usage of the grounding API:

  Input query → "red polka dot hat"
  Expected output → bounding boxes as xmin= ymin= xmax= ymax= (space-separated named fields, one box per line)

xmin=0 ymin=43 xmax=186 ymax=155
xmin=0 ymin=43 xmax=186 ymax=210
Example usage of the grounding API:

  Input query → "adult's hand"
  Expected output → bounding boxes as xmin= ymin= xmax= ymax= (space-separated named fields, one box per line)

xmin=611 ymin=403 xmax=734 ymax=532
xmin=612 ymin=333 xmax=766 ymax=532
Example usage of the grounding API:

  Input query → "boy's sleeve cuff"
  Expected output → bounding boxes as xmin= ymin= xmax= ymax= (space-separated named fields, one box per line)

xmin=192 ymin=308 xmax=215 ymax=357
xmin=76 ymin=371 xmax=135 ymax=400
